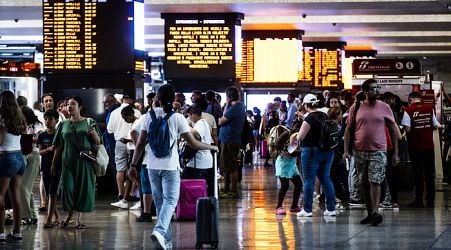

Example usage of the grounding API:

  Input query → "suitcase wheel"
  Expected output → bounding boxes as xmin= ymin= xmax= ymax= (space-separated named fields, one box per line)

xmin=196 ymin=243 xmax=202 ymax=249
xmin=210 ymin=243 xmax=218 ymax=249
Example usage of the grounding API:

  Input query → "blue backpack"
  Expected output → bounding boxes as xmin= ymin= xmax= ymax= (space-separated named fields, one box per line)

xmin=147 ymin=110 xmax=175 ymax=158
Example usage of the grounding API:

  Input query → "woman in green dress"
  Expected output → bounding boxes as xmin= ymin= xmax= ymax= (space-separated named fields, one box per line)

xmin=51 ymin=96 xmax=101 ymax=229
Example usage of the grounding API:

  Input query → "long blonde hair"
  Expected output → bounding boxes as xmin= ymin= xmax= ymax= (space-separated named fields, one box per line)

xmin=0 ymin=91 xmax=27 ymax=135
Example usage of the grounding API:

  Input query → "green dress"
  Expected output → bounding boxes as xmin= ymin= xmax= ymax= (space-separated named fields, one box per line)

xmin=53 ymin=118 xmax=101 ymax=212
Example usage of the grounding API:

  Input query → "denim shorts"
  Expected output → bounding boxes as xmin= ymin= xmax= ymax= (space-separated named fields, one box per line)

xmin=0 ymin=151 xmax=26 ymax=178
xmin=353 ymin=150 xmax=387 ymax=184
xmin=141 ymin=165 xmax=152 ymax=195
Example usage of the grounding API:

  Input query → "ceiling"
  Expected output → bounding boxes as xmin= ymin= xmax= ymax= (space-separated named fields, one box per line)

xmin=1 ymin=0 xmax=451 ymax=69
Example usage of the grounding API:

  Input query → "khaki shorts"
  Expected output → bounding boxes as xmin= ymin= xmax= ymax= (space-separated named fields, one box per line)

xmin=353 ymin=150 xmax=387 ymax=184
xmin=220 ymin=143 xmax=241 ymax=174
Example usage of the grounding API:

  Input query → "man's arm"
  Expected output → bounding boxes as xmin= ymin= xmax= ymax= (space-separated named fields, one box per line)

xmin=387 ymin=119 xmax=400 ymax=166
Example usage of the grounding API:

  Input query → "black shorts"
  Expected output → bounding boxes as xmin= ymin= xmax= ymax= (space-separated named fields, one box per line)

xmin=43 ymin=173 xmax=61 ymax=196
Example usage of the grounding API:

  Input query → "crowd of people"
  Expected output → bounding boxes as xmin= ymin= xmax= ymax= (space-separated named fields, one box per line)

xmin=0 ymin=78 xmax=443 ymax=247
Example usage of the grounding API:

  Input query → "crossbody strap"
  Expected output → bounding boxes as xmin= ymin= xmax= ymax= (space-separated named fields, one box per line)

xmin=70 ymin=121 xmax=84 ymax=151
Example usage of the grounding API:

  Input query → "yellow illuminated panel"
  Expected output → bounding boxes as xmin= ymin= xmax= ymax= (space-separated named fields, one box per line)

xmin=239 ymin=40 xmax=255 ymax=82
xmin=166 ymin=25 xmax=233 ymax=69
xmin=301 ymin=48 xmax=342 ymax=89
xmin=43 ymin=1 xmax=102 ymax=71
xmin=253 ymin=39 xmax=299 ymax=83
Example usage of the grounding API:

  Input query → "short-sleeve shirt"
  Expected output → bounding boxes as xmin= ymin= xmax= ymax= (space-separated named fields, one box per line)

xmin=37 ymin=131 xmax=56 ymax=174
xmin=346 ymin=100 xmax=395 ymax=151
xmin=131 ymin=116 xmax=150 ymax=164
xmin=301 ymin=111 xmax=327 ymax=148
xmin=219 ymin=102 xmax=245 ymax=144
xmin=140 ymin=107 xmax=190 ymax=171
xmin=187 ymin=119 xmax=213 ymax=169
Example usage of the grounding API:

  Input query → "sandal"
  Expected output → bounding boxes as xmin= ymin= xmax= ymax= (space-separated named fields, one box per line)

xmin=43 ymin=223 xmax=55 ymax=229
xmin=59 ymin=220 xmax=70 ymax=229
xmin=76 ymin=224 xmax=87 ymax=229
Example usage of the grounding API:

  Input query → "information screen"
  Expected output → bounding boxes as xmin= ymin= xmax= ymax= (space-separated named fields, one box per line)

xmin=43 ymin=0 xmax=142 ymax=73
xmin=300 ymin=48 xmax=343 ymax=89
xmin=162 ymin=13 xmax=243 ymax=81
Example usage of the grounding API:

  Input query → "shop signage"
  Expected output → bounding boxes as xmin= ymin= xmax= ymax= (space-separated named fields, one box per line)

xmin=352 ymin=59 xmax=421 ymax=75
xmin=352 ymin=78 xmax=420 ymax=85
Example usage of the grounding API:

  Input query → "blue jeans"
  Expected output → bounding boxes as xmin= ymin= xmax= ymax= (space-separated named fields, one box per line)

xmin=148 ymin=169 xmax=180 ymax=243
xmin=301 ymin=147 xmax=336 ymax=212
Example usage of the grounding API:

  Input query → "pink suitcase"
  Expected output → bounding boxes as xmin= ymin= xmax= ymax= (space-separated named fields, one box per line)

xmin=176 ymin=179 xmax=207 ymax=220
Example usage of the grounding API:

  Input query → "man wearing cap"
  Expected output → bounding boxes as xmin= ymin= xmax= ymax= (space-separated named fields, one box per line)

xmin=107 ymin=94 xmax=142 ymax=208
xmin=343 ymin=79 xmax=400 ymax=226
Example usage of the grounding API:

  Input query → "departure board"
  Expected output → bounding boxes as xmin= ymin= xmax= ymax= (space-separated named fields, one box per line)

xmin=162 ymin=13 xmax=243 ymax=80
xmin=300 ymin=48 xmax=343 ymax=89
xmin=43 ymin=0 xmax=142 ymax=73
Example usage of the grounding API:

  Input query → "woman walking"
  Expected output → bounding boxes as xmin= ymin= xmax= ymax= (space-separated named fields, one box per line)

xmin=52 ymin=96 xmax=102 ymax=229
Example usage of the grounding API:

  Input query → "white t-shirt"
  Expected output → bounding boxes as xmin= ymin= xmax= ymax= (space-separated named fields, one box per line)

xmin=27 ymin=122 xmax=45 ymax=154
xmin=187 ymin=119 xmax=213 ymax=169
xmin=131 ymin=116 xmax=149 ymax=164
xmin=107 ymin=103 xmax=141 ymax=141
xmin=0 ymin=131 xmax=21 ymax=152
xmin=141 ymin=108 xmax=190 ymax=171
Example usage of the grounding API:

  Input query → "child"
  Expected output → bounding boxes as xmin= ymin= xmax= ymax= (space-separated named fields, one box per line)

xmin=274 ymin=130 xmax=303 ymax=215
xmin=37 ymin=110 xmax=61 ymax=228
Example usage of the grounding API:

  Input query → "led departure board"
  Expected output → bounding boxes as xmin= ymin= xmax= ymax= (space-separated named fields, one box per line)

xmin=162 ymin=13 xmax=243 ymax=80
xmin=43 ymin=0 xmax=143 ymax=74
xmin=300 ymin=42 xmax=346 ymax=89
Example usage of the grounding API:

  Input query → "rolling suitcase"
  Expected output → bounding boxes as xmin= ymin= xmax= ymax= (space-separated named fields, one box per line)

xmin=196 ymin=152 xmax=219 ymax=249
xmin=260 ymin=139 xmax=268 ymax=159
xmin=176 ymin=179 xmax=207 ymax=220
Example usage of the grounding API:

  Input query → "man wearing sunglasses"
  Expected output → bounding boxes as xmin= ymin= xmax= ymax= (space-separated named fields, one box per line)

xmin=343 ymin=79 xmax=400 ymax=226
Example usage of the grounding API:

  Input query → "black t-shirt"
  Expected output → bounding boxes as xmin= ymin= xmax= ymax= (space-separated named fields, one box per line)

xmin=37 ymin=131 xmax=56 ymax=174
xmin=301 ymin=111 xmax=327 ymax=148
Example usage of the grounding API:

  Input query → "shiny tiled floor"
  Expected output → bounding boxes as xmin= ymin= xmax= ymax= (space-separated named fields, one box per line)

xmin=12 ymin=158 xmax=451 ymax=249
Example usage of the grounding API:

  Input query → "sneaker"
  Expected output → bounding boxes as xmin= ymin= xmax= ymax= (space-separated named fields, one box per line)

xmin=297 ymin=209 xmax=313 ymax=217
xmin=371 ymin=212 xmax=383 ymax=226
xmin=110 ymin=199 xmax=129 ymax=209
xmin=151 ymin=231 xmax=166 ymax=250
xmin=336 ymin=204 xmax=350 ymax=210
xmin=380 ymin=202 xmax=393 ymax=209
xmin=0 ymin=233 xmax=5 ymax=244
xmin=360 ymin=214 xmax=374 ymax=224
xmin=289 ymin=207 xmax=301 ymax=213
xmin=136 ymin=213 xmax=152 ymax=222
xmin=349 ymin=200 xmax=365 ymax=207
xmin=130 ymin=202 xmax=141 ymax=210
xmin=165 ymin=242 xmax=173 ymax=249
xmin=6 ymin=233 xmax=22 ymax=243
xmin=275 ymin=207 xmax=286 ymax=215
xmin=324 ymin=210 xmax=337 ymax=217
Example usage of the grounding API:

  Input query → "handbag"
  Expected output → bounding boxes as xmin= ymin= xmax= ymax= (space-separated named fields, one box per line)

xmin=70 ymin=119 xmax=109 ymax=176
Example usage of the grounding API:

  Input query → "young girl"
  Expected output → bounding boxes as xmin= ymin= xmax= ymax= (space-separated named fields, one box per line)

xmin=274 ymin=129 xmax=302 ymax=215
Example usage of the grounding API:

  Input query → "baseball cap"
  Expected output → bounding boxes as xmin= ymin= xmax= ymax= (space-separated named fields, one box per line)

xmin=303 ymin=93 xmax=319 ymax=104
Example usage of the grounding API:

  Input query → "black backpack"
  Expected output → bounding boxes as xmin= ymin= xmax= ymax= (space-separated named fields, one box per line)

xmin=313 ymin=113 xmax=340 ymax=151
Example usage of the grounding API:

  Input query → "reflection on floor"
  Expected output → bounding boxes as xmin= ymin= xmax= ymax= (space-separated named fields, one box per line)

xmin=12 ymin=158 xmax=451 ymax=249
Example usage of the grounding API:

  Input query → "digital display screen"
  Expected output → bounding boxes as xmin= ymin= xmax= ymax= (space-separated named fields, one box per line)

xmin=300 ymin=48 xmax=343 ymax=89
xmin=43 ymin=0 xmax=142 ymax=73
xmin=162 ymin=13 xmax=243 ymax=81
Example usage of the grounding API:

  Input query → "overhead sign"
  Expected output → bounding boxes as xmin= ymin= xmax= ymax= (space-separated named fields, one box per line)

xmin=352 ymin=78 xmax=420 ymax=86
xmin=352 ymin=59 xmax=421 ymax=75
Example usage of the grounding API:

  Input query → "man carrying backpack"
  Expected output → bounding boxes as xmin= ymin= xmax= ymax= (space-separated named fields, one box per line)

xmin=128 ymin=84 xmax=218 ymax=250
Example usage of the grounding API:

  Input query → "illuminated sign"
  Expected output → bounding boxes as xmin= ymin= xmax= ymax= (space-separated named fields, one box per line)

xmin=352 ymin=59 xmax=421 ymax=75
xmin=301 ymin=48 xmax=343 ymax=89
xmin=43 ymin=0 xmax=144 ymax=74
xmin=0 ymin=61 xmax=40 ymax=77
xmin=162 ymin=13 xmax=243 ymax=80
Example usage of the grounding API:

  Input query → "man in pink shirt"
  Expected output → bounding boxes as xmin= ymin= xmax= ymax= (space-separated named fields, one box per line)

xmin=343 ymin=79 xmax=400 ymax=226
